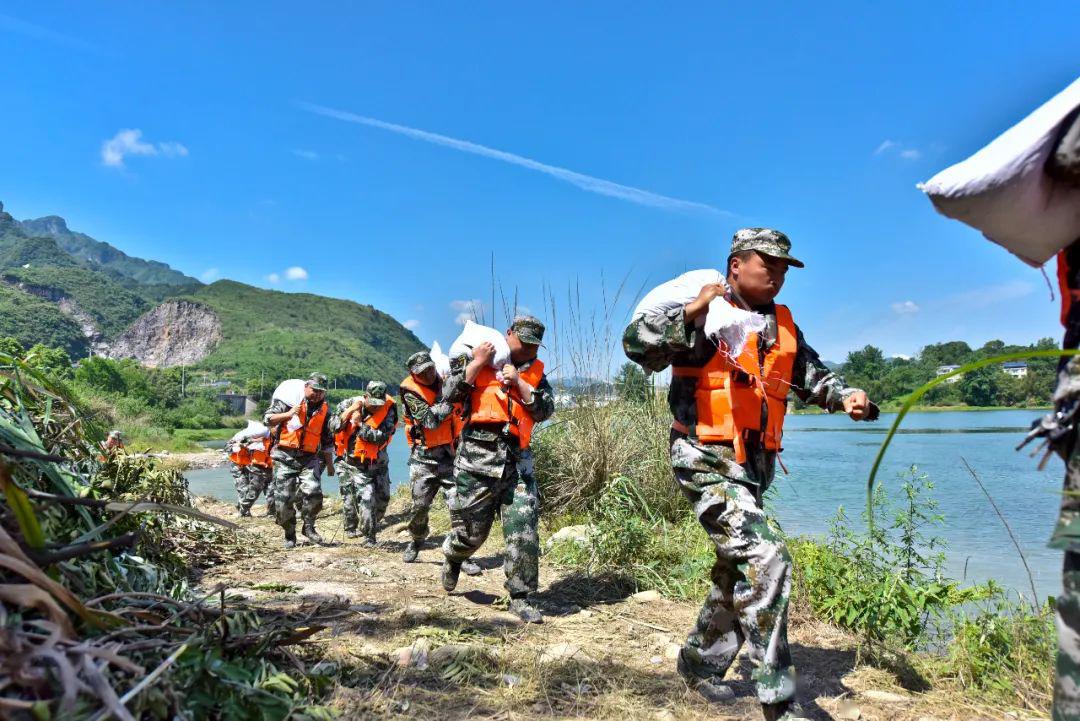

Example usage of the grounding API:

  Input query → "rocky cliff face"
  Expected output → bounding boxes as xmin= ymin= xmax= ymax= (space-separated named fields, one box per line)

xmin=107 ymin=300 xmax=222 ymax=367
xmin=2 ymin=278 xmax=108 ymax=353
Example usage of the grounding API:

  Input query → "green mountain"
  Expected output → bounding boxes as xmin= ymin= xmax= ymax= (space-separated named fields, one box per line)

xmin=18 ymin=214 xmax=198 ymax=286
xmin=0 ymin=200 xmax=424 ymax=387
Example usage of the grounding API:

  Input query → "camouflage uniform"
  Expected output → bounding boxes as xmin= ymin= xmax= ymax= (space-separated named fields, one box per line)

xmin=623 ymin=229 xmax=877 ymax=709
xmin=331 ymin=382 xmax=398 ymax=539
xmin=1022 ymin=115 xmax=1080 ymax=721
xmin=246 ymin=462 xmax=272 ymax=515
xmin=227 ymin=454 xmax=252 ymax=513
xmin=401 ymin=353 xmax=459 ymax=543
xmin=441 ymin=317 xmax=555 ymax=598
xmin=263 ymin=393 xmax=333 ymax=538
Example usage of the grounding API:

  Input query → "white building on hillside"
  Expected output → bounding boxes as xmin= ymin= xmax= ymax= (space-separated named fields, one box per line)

xmin=936 ymin=364 xmax=962 ymax=383
xmin=1002 ymin=361 xmax=1028 ymax=378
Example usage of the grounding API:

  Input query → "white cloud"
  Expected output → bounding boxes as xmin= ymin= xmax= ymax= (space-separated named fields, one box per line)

xmin=874 ymin=140 xmax=897 ymax=155
xmin=285 ymin=266 xmax=309 ymax=281
xmin=403 ymin=319 xmax=421 ymax=330
xmin=892 ymin=353 xmax=912 ymax=360
xmin=200 ymin=267 xmax=220 ymax=282
xmin=101 ymin=129 xmax=188 ymax=168
xmin=266 ymin=273 xmax=281 ymax=284
xmin=874 ymin=139 xmax=922 ymax=161
xmin=451 ymin=298 xmax=484 ymax=325
xmin=298 ymin=101 xmax=727 ymax=216
xmin=890 ymin=300 xmax=919 ymax=315
xmin=292 ymin=149 xmax=320 ymax=160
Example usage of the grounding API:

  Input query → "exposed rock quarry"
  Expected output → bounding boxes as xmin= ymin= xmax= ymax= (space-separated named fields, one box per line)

xmin=108 ymin=300 xmax=221 ymax=367
xmin=3 ymin=278 xmax=108 ymax=353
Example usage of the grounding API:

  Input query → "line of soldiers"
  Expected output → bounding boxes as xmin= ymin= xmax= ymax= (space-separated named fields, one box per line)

xmin=226 ymin=315 xmax=553 ymax=623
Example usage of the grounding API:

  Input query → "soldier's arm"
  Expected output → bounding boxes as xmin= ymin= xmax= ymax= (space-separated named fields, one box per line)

xmin=263 ymin=399 xmax=290 ymax=427
xmin=622 ymin=307 xmax=697 ymax=373
xmin=355 ymin=407 xmax=396 ymax=445
xmin=441 ymin=355 xmax=471 ymax=405
xmin=519 ymin=373 xmax=556 ymax=423
xmin=791 ymin=326 xmax=879 ymax=420
xmin=403 ymin=389 xmax=454 ymax=430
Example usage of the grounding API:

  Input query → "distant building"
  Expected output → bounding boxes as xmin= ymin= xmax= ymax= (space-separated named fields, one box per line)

xmin=1002 ymin=361 xmax=1028 ymax=378
xmin=936 ymin=364 xmax=963 ymax=384
xmin=216 ymin=393 xmax=252 ymax=415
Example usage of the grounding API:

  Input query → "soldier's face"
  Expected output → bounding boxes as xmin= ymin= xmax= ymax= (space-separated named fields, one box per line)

xmin=416 ymin=367 xmax=438 ymax=385
xmin=506 ymin=330 xmax=538 ymax=364
xmin=731 ymin=252 xmax=787 ymax=304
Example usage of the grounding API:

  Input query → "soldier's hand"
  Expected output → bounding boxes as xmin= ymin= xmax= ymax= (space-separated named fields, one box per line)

xmin=473 ymin=342 xmax=496 ymax=365
xmin=501 ymin=365 xmax=519 ymax=385
xmin=844 ymin=391 xmax=870 ymax=420
xmin=685 ymin=283 xmax=729 ymax=323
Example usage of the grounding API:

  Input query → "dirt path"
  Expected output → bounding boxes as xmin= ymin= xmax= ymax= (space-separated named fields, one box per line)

xmin=194 ymin=496 xmax=1018 ymax=721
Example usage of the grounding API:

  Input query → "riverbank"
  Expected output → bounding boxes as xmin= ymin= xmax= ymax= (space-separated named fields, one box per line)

xmin=193 ymin=493 xmax=1031 ymax=720
xmin=791 ymin=404 xmax=1052 ymax=415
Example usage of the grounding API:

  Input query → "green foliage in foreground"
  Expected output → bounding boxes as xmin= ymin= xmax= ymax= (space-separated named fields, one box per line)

xmin=0 ymin=352 xmax=336 ymax=719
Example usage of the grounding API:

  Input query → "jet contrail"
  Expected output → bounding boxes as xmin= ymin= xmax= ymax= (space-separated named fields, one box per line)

xmin=298 ymin=101 xmax=723 ymax=215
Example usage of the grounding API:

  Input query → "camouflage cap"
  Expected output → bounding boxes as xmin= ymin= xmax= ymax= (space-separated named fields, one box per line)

xmin=729 ymin=228 xmax=804 ymax=268
xmin=108 ymin=429 xmax=122 ymax=439
xmin=306 ymin=372 xmax=328 ymax=391
xmin=511 ymin=315 xmax=545 ymax=345
xmin=407 ymin=351 xmax=435 ymax=374
xmin=365 ymin=380 xmax=387 ymax=406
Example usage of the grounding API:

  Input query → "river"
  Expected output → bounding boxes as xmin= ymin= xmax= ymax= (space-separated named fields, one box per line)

xmin=186 ymin=409 xmax=1063 ymax=601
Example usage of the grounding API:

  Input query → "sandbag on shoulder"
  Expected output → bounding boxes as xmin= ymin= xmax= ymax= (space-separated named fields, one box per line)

xmin=430 ymin=341 xmax=452 ymax=378
xmin=449 ymin=320 xmax=512 ymax=368
xmin=634 ymin=269 xmax=765 ymax=356
xmin=919 ymin=76 xmax=1080 ymax=266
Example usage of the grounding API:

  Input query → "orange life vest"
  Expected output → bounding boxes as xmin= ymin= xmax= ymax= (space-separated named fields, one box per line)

xmin=276 ymin=399 xmax=329 ymax=454
xmin=228 ymin=443 xmax=252 ymax=466
xmin=467 ymin=359 xmax=545 ymax=449
xmin=249 ymin=437 xmax=272 ymax=468
xmin=400 ymin=375 xmax=459 ymax=449
xmin=352 ymin=397 xmax=397 ymax=462
xmin=671 ymin=303 xmax=797 ymax=463
xmin=334 ymin=418 xmax=355 ymax=458
xmin=1059 ymin=250 xmax=1080 ymax=327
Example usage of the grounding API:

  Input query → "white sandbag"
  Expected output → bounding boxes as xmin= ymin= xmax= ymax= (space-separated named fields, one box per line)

xmin=272 ymin=378 xmax=306 ymax=407
xmin=634 ymin=269 xmax=765 ymax=356
xmin=919 ymin=76 xmax=1080 ymax=266
xmin=231 ymin=420 xmax=269 ymax=442
xmin=448 ymin=320 xmax=512 ymax=368
xmin=632 ymin=269 xmax=726 ymax=319
xmin=430 ymin=341 xmax=451 ymax=378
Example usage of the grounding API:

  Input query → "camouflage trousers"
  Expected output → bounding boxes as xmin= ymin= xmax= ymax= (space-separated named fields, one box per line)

xmin=442 ymin=450 xmax=540 ymax=596
xmin=235 ymin=464 xmax=271 ymax=515
xmin=671 ymin=435 xmax=795 ymax=706
xmin=270 ymin=451 xmax=324 ymax=535
xmin=406 ymin=447 xmax=455 ymax=543
xmin=1056 ymin=551 xmax=1080 ymax=720
xmin=338 ymin=459 xmax=391 ymax=536
xmin=230 ymin=463 xmax=251 ymax=513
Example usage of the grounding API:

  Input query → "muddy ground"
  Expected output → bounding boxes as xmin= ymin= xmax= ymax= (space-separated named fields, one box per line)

xmin=194 ymin=495 xmax=1034 ymax=721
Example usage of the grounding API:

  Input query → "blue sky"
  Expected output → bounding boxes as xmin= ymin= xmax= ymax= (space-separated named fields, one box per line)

xmin=1 ymin=2 xmax=1078 ymax=368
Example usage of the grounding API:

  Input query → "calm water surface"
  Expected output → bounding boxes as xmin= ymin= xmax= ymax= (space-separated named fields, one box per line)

xmin=186 ymin=409 xmax=1064 ymax=600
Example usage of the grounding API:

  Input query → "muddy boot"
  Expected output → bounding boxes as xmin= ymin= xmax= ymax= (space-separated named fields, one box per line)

xmin=403 ymin=540 xmax=422 ymax=563
xmin=284 ymin=530 xmax=297 ymax=550
xmin=302 ymin=522 xmax=323 ymax=545
xmin=677 ymin=649 xmax=735 ymax=704
xmin=360 ymin=532 xmax=377 ymax=547
xmin=441 ymin=559 xmax=461 ymax=592
xmin=345 ymin=529 xmax=360 ymax=539
xmin=761 ymin=701 xmax=808 ymax=721
xmin=461 ymin=560 xmax=481 ymax=576
xmin=508 ymin=597 xmax=543 ymax=624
